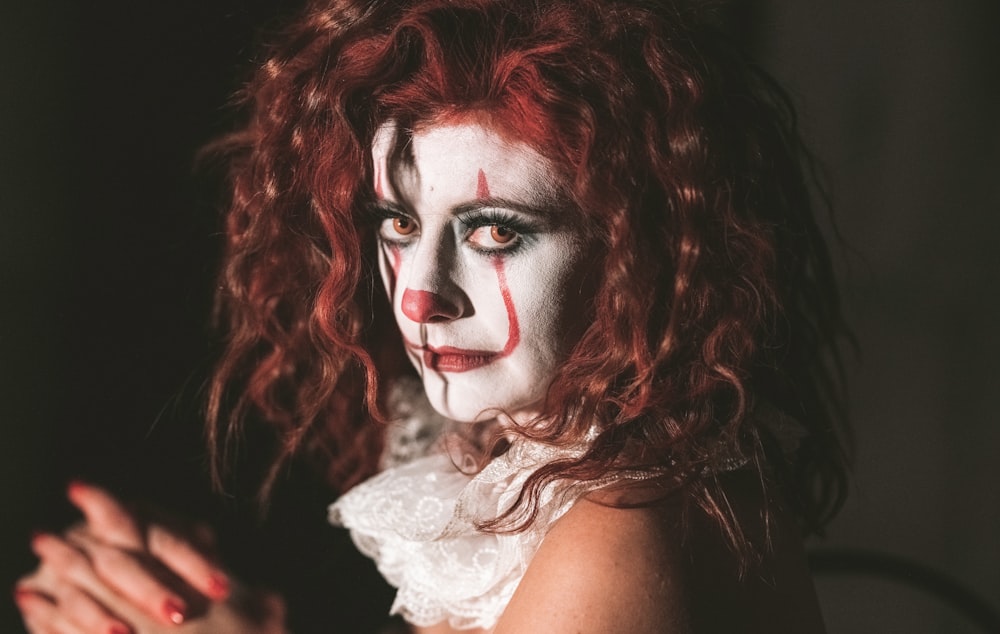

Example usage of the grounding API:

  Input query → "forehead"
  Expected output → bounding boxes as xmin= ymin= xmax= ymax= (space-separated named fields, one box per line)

xmin=371 ymin=120 xmax=564 ymax=203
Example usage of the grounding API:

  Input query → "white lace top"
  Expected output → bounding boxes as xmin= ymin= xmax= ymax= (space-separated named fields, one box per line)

xmin=328 ymin=385 xmax=801 ymax=630
xmin=328 ymin=429 xmax=636 ymax=630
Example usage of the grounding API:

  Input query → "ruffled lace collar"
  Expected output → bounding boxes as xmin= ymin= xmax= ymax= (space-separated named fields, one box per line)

xmin=328 ymin=383 xmax=804 ymax=630
xmin=328 ymin=434 xmax=614 ymax=630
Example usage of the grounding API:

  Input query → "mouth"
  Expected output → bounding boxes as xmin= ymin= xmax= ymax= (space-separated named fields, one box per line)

xmin=406 ymin=342 xmax=500 ymax=373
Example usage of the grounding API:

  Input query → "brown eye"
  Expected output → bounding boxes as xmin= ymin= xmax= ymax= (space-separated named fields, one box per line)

xmin=393 ymin=217 xmax=416 ymax=235
xmin=490 ymin=225 xmax=516 ymax=244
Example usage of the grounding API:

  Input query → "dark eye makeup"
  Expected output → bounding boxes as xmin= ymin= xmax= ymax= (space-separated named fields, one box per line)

xmin=369 ymin=204 xmax=537 ymax=256
xmin=458 ymin=208 xmax=536 ymax=255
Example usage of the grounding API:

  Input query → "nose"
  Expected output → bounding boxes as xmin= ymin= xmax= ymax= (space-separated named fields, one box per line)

xmin=401 ymin=288 xmax=462 ymax=323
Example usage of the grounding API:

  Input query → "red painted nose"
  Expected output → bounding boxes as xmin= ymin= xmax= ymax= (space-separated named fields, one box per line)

xmin=401 ymin=288 xmax=461 ymax=323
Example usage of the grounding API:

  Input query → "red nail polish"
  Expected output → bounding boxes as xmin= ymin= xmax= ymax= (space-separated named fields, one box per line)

xmin=29 ymin=531 xmax=48 ymax=548
xmin=207 ymin=572 xmax=230 ymax=600
xmin=67 ymin=479 xmax=88 ymax=499
xmin=163 ymin=598 xmax=186 ymax=625
xmin=109 ymin=624 xmax=133 ymax=634
xmin=12 ymin=587 xmax=32 ymax=604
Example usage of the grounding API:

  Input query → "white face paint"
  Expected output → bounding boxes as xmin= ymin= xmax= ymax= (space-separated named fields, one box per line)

xmin=372 ymin=120 xmax=591 ymax=423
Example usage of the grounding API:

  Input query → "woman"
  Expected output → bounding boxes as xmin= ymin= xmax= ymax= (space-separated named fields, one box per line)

xmin=17 ymin=0 xmax=849 ymax=632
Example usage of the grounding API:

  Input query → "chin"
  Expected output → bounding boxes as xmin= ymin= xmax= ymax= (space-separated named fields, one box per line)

xmin=420 ymin=373 xmax=542 ymax=425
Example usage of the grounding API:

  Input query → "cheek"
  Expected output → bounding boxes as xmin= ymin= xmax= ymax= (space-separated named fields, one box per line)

xmin=503 ymin=244 xmax=587 ymax=355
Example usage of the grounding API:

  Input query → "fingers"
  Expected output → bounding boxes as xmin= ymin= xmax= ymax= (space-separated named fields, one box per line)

xmin=188 ymin=520 xmax=219 ymax=553
xmin=15 ymin=587 xmax=82 ymax=634
xmin=16 ymin=584 xmax=134 ymax=634
xmin=32 ymin=532 xmax=189 ymax=626
xmin=58 ymin=584 xmax=134 ymax=634
xmin=67 ymin=482 xmax=144 ymax=550
xmin=67 ymin=481 xmax=230 ymax=602
xmin=15 ymin=584 xmax=135 ymax=634
xmin=148 ymin=524 xmax=230 ymax=601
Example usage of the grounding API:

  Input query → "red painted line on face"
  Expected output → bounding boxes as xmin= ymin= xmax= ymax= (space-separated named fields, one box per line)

xmin=477 ymin=168 xmax=490 ymax=199
xmin=390 ymin=245 xmax=401 ymax=277
xmin=376 ymin=162 xmax=400 ymax=297
xmin=381 ymin=243 xmax=402 ymax=299
xmin=494 ymin=258 xmax=520 ymax=356
xmin=396 ymin=247 xmax=521 ymax=373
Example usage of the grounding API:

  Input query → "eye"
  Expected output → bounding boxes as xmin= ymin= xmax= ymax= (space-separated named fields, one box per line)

xmin=376 ymin=212 xmax=419 ymax=243
xmin=467 ymin=224 xmax=521 ymax=252
xmin=392 ymin=216 xmax=416 ymax=236
xmin=490 ymin=225 xmax=516 ymax=244
xmin=460 ymin=209 xmax=534 ymax=255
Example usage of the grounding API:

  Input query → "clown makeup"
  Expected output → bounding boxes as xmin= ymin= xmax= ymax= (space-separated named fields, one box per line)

xmin=371 ymin=120 xmax=592 ymax=423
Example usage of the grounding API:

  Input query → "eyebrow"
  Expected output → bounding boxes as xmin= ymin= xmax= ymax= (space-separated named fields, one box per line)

xmin=366 ymin=200 xmax=408 ymax=217
xmin=452 ymin=196 xmax=565 ymax=220
xmin=369 ymin=196 xmax=565 ymax=221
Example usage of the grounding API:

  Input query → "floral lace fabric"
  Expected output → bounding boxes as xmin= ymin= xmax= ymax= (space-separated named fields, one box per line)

xmin=328 ymin=387 xmax=803 ymax=631
xmin=328 ymin=432 xmax=636 ymax=630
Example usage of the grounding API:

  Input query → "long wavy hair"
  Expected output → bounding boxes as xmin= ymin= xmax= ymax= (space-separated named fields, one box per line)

xmin=207 ymin=0 xmax=851 ymax=559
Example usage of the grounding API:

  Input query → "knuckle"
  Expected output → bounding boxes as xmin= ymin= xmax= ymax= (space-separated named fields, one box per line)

xmin=21 ymin=617 xmax=43 ymax=634
xmin=64 ymin=522 xmax=92 ymax=545
xmin=149 ymin=526 xmax=205 ymax=572
xmin=88 ymin=542 xmax=131 ymax=577
xmin=61 ymin=587 xmax=106 ymax=629
xmin=149 ymin=524 xmax=189 ymax=555
xmin=51 ymin=545 xmax=93 ymax=582
xmin=17 ymin=571 xmax=41 ymax=586
xmin=55 ymin=583 xmax=84 ymax=608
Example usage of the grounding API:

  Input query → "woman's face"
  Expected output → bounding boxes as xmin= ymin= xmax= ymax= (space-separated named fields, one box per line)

xmin=371 ymin=120 xmax=592 ymax=423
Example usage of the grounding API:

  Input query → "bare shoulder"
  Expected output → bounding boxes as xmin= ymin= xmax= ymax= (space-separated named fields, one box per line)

xmin=493 ymin=471 xmax=828 ymax=634
xmin=494 ymin=494 xmax=693 ymax=634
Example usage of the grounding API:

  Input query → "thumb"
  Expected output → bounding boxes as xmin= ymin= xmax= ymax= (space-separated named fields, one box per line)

xmin=66 ymin=481 xmax=145 ymax=550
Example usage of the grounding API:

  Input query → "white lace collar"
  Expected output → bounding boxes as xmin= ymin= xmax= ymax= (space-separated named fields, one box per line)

xmin=328 ymin=384 xmax=803 ymax=630
xmin=328 ymin=434 xmax=613 ymax=630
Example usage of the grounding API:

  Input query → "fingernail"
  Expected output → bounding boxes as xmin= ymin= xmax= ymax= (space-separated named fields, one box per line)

xmin=207 ymin=572 xmax=230 ymax=600
xmin=67 ymin=479 xmax=88 ymax=499
xmin=163 ymin=598 xmax=186 ymax=625
xmin=29 ymin=531 xmax=48 ymax=548
xmin=12 ymin=587 xmax=32 ymax=605
xmin=109 ymin=624 xmax=133 ymax=634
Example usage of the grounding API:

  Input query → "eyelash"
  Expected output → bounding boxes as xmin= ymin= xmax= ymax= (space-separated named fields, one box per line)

xmin=372 ymin=207 xmax=536 ymax=256
xmin=459 ymin=210 xmax=534 ymax=255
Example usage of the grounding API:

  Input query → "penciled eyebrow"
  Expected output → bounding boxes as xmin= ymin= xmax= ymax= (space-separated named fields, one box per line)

xmin=366 ymin=200 xmax=408 ymax=219
xmin=452 ymin=196 xmax=562 ymax=220
xmin=367 ymin=196 xmax=565 ymax=221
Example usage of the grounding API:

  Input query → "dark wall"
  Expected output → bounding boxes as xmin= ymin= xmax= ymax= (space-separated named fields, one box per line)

xmin=1 ymin=2 xmax=308 ymax=630
xmin=750 ymin=1 xmax=1000 ymax=631
xmin=3 ymin=1 xmax=997 ymax=632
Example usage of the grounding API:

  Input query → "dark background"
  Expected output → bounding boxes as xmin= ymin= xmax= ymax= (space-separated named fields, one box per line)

xmin=2 ymin=1 xmax=998 ymax=632
xmin=756 ymin=2 xmax=1000 ymax=631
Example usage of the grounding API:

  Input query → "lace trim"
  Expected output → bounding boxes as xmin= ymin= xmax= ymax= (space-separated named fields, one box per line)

xmin=330 ymin=434 xmax=656 ymax=630
xmin=329 ymin=390 xmax=805 ymax=630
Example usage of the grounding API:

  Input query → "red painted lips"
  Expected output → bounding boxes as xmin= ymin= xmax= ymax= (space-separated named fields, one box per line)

xmin=416 ymin=344 xmax=499 ymax=373
xmin=400 ymin=259 xmax=521 ymax=373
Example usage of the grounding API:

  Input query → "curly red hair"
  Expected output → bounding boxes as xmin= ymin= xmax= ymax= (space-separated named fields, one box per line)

xmin=207 ymin=0 xmax=850 ymax=558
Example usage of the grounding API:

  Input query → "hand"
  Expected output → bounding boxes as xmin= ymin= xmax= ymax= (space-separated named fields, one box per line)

xmin=17 ymin=557 xmax=286 ymax=634
xmin=15 ymin=482 xmax=286 ymax=634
